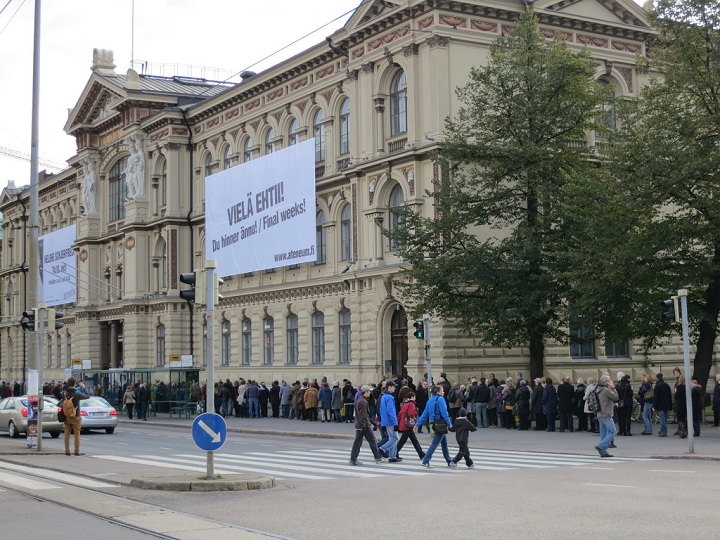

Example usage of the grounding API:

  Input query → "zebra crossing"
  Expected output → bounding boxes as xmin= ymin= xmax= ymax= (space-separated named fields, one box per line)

xmin=91 ymin=447 xmax=654 ymax=481
xmin=0 ymin=461 xmax=118 ymax=491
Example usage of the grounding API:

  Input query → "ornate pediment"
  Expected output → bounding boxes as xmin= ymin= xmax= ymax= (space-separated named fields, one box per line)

xmin=65 ymin=77 xmax=124 ymax=133
xmin=538 ymin=0 xmax=650 ymax=28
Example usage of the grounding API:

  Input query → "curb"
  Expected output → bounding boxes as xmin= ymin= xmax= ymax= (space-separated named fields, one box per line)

xmin=129 ymin=474 xmax=276 ymax=491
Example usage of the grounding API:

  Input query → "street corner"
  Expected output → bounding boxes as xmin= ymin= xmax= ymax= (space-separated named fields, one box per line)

xmin=129 ymin=473 xmax=276 ymax=492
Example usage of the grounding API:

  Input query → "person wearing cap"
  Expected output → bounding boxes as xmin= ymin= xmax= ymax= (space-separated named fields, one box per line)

xmin=349 ymin=386 xmax=385 ymax=466
xmin=378 ymin=381 xmax=400 ymax=462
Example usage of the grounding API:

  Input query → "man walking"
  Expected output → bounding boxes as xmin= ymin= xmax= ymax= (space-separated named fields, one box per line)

xmin=653 ymin=372 xmax=672 ymax=437
xmin=594 ymin=375 xmax=619 ymax=457
xmin=379 ymin=381 xmax=400 ymax=462
xmin=349 ymin=386 xmax=386 ymax=466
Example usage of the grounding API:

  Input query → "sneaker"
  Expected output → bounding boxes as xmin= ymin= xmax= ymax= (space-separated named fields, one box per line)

xmin=349 ymin=460 xmax=363 ymax=466
xmin=600 ymin=452 xmax=613 ymax=458
xmin=468 ymin=464 xmax=475 ymax=469
xmin=609 ymin=443 xmax=617 ymax=448
xmin=379 ymin=449 xmax=388 ymax=458
xmin=659 ymin=433 xmax=667 ymax=437
xmin=421 ymin=462 xmax=432 ymax=468
xmin=389 ymin=458 xmax=402 ymax=463
xmin=375 ymin=457 xmax=387 ymax=464
xmin=448 ymin=461 xmax=457 ymax=469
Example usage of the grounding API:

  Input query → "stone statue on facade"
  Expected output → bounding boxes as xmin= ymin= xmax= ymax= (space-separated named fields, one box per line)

xmin=124 ymin=133 xmax=145 ymax=199
xmin=81 ymin=157 xmax=97 ymax=216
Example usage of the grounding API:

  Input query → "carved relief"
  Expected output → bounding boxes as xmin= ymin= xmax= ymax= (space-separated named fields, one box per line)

xmin=79 ymin=249 xmax=88 ymax=263
xmin=266 ymin=88 xmax=284 ymax=102
xmin=471 ymin=20 xmax=498 ymax=33
xmin=361 ymin=61 xmax=375 ymax=74
xmin=612 ymin=40 xmax=642 ymax=54
xmin=577 ymin=34 xmax=609 ymax=48
xmin=225 ymin=109 xmax=240 ymax=120
xmin=418 ymin=16 xmax=434 ymax=30
xmin=171 ymin=127 xmax=188 ymax=135
xmin=290 ymin=77 xmax=309 ymax=91
xmin=207 ymin=118 xmax=220 ymax=129
xmin=403 ymin=43 xmax=419 ymax=57
xmin=440 ymin=15 xmax=466 ymax=28
xmin=352 ymin=47 xmax=365 ymax=59
xmin=316 ymin=66 xmax=335 ymax=80
xmin=426 ymin=35 xmax=449 ymax=49
xmin=346 ymin=69 xmax=358 ymax=81
xmin=367 ymin=26 xmax=410 ymax=51
xmin=617 ymin=67 xmax=634 ymax=93
xmin=245 ymin=98 xmax=261 ymax=111
xmin=368 ymin=175 xmax=378 ymax=205
xmin=501 ymin=25 xmax=516 ymax=36
xmin=322 ymin=89 xmax=335 ymax=104
xmin=541 ymin=28 xmax=571 ymax=41
xmin=383 ymin=276 xmax=393 ymax=299
xmin=125 ymin=236 xmax=136 ymax=251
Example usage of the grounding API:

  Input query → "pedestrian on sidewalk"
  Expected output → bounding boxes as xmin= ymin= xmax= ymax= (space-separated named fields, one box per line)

xmin=318 ymin=382 xmax=332 ymax=422
xmin=279 ymin=380 xmax=292 ymax=419
xmin=594 ymin=375 xmax=619 ymax=458
xmin=123 ymin=385 xmax=136 ymax=420
xmin=331 ymin=381 xmax=342 ymax=422
xmin=449 ymin=407 xmax=477 ymax=468
xmin=136 ymin=383 xmax=150 ymax=421
xmin=653 ymin=373 xmax=672 ymax=437
xmin=349 ymin=386 xmax=385 ymax=466
xmin=415 ymin=385 xmax=454 ymax=469
xmin=712 ymin=374 xmax=720 ymax=427
xmin=638 ymin=373 xmax=654 ymax=435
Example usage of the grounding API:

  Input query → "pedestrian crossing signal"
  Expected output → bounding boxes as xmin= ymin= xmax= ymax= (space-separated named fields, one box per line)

xmin=660 ymin=296 xmax=680 ymax=323
xmin=413 ymin=320 xmax=424 ymax=339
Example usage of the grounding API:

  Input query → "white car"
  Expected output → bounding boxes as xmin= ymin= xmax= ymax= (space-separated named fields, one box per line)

xmin=0 ymin=396 xmax=63 ymax=438
xmin=78 ymin=397 xmax=118 ymax=434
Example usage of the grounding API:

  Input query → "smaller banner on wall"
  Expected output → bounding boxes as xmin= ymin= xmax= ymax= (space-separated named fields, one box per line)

xmin=39 ymin=224 xmax=77 ymax=306
xmin=205 ymin=139 xmax=317 ymax=277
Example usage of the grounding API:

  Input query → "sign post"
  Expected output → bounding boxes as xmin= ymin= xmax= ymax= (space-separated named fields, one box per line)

xmin=678 ymin=289 xmax=694 ymax=454
xmin=192 ymin=412 xmax=227 ymax=478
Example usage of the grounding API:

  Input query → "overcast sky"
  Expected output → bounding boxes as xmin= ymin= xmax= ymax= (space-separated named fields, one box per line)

xmin=0 ymin=0 xmax=647 ymax=192
xmin=0 ymin=0 xmax=361 ymax=189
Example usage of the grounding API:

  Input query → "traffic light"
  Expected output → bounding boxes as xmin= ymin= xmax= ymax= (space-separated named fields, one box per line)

xmin=48 ymin=309 xmax=64 ymax=331
xmin=212 ymin=275 xmax=224 ymax=306
xmin=20 ymin=309 xmax=38 ymax=332
xmin=179 ymin=270 xmax=207 ymax=304
xmin=413 ymin=320 xmax=424 ymax=339
xmin=660 ymin=296 xmax=680 ymax=323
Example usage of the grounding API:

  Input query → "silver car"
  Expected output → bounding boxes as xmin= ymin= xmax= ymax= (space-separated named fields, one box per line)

xmin=78 ymin=397 xmax=118 ymax=434
xmin=0 ymin=396 xmax=63 ymax=438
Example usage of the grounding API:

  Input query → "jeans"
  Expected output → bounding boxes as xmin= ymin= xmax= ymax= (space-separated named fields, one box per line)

xmin=380 ymin=426 xmax=398 ymax=459
xmin=422 ymin=433 xmax=451 ymax=465
xmin=597 ymin=416 xmax=617 ymax=452
xmin=642 ymin=402 xmax=653 ymax=434
xmin=657 ymin=409 xmax=667 ymax=435
xmin=350 ymin=427 xmax=381 ymax=462
xmin=474 ymin=403 xmax=488 ymax=427
xmin=135 ymin=402 xmax=145 ymax=420
xmin=248 ymin=397 xmax=259 ymax=418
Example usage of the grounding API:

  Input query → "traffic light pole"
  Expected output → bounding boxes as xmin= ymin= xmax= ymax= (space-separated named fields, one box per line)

xmin=678 ymin=289 xmax=694 ymax=454
xmin=36 ymin=304 xmax=45 ymax=451
xmin=423 ymin=313 xmax=432 ymax=387
xmin=204 ymin=260 xmax=216 ymax=477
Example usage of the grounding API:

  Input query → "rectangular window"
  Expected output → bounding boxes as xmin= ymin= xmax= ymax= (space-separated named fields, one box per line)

xmin=339 ymin=310 xmax=351 ymax=364
xmin=287 ymin=315 xmax=298 ymax=365
xmin=570 ymin=322 xmax=595 ymax=358
xmin=242 ymin=320 xmax=251 ymax=365
xmin=222 ymin=321 xmax=231 ymax=366
xmin=109 ymin=157 xmax=127 ymax=222
xmin=312 ymin=312 xmax=325 ymax=364
xmin=605 ymin=341 xmax=629 ymax=358
xmin=156 ymin=325 xmax=166 ymax=367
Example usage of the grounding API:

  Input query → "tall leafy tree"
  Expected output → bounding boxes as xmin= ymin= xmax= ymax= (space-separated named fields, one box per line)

xmin=386 ymin=12 xmax=607 ymax=378
xmin=563 ymin=0 xmax=720 ymax=388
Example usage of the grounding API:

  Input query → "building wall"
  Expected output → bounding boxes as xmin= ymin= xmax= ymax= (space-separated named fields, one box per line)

xmin=2 ymin=0 xmax=715 ymax=387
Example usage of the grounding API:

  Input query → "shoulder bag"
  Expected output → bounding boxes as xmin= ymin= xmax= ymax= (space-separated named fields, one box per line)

xmin=431 ymin=399 xmax=448 ymax=435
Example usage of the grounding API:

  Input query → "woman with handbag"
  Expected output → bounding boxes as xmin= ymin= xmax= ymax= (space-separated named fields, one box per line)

xmin=123 ymin=385 xmax=136 ymax=420
xmin=638 ymin=373 xmax=654 ymax=435
xmin=414 ymin=386 xmax=455 ymax=469
xmin=396 ymin=393 xmax=425 ymax=461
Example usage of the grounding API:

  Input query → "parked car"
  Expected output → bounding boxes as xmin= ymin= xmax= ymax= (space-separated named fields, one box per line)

xmin=78 ymin=397 xmax=118 ymax=434
xmin=0 ymin=395 xmax=63 ymax=438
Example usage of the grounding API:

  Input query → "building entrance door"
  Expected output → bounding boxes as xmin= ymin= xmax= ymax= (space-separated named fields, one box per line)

xmin=390 ymin=307 xmax=408 ymax=378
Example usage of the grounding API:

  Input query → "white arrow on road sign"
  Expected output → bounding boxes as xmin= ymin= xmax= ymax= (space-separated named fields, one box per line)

xmin=198 ymin=420 xmax=221 ymax=443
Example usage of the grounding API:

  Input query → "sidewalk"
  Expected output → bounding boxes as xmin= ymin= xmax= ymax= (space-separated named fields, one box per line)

xmin=1 ymin=414 xmax=718 ymax=491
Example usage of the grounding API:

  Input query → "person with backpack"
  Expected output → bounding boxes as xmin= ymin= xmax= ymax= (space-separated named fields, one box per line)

xmin=62 ymin=377 xmax=90 ymax=456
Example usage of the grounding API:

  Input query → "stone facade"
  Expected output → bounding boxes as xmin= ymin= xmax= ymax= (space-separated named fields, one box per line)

xmin=2 ymin=0 xmax=707 ymax=386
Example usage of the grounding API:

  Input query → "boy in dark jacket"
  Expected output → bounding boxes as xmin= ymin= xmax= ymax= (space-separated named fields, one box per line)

xmin=449 ymin=407 xmax=477 ymax=468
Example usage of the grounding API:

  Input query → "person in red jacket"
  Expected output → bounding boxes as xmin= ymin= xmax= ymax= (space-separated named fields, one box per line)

xmin=396 ymin=393 xmax=425 ymax=461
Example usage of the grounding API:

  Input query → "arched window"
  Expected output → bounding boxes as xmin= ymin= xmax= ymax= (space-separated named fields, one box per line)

xmin=243 ymin=138 xmax=253 ymax=162
xmin=313 ymin=109 xmax=325 ymax=162
xmin=390 ymin=70 xmax=407 ymax=136
xmin=339 ymin=309 xmax=351 ymax=364
xmin=222 ymin=320 xmax=231 ymax=366
xmin=204 ymin=153 xmax=213 ymax=178
xmin=597 ymin=79 xmax=616 ymax=136
xmin=223 ymin=146 xmax=232 ymax=170
xmin=340 ymin=204 xmax=352 ymax=261
xmin=156 ymin=325 xmax=166 ymax=367
xmin=388 ymin=185 xmax=405 ymax=251
xmin=288 ymin=119 xmax=299 ymax=146
xmin=339 ymin=98 xmax=350 ymax=155
xmin=265 ymin=128 xmax=275 ymax=155
xmin=263 ymin=317 xmax=274 ymax=365
xmin=286 ymin=314 xmax=298 ymax=365
xmin=312 ymin=311 xmax=325 ymax=364
xmin=109 ymin=157 xmax=128 ymax=222
xmin=242 ymin=319 xmax=251 ymax=365
xmin=316 ymin=211 xmax=326 ymax=264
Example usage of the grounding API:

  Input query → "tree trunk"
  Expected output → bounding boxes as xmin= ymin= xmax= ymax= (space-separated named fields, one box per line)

xmin=528 ymin=330 xmax=545 ymax=380
xmin=693 ymin=252 xmax=720 ymax=391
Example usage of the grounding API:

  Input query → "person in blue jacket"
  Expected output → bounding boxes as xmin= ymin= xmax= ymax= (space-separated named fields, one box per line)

xmin=378 ymin=381 xmax=400 ymax=461
xmin=414 ymin=385 xmax=455 ymax=469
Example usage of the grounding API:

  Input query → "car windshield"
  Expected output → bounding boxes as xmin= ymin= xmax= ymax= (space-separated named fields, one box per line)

xmin=84 ymin=398 xmax=112 ymax=408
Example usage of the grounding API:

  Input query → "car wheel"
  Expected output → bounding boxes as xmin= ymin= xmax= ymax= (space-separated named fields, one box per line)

xmin=8 ymin=420 xmax=20 ymax=438
xmin=50 ymin=431 xmax=61 ymax=438
xmin=105 ymin=427 xmax=115 ymax=434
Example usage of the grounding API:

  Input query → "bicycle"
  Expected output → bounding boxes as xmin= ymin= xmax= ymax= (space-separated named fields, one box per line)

xmin=631 ymin=397 xmax=675 ymax=424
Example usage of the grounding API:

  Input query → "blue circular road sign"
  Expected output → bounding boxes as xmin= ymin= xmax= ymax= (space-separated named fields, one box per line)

xmin=191 ymin=413 xmax=227 ymax=451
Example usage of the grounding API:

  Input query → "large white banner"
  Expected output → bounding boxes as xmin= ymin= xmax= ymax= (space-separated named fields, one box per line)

xmin=39 ymin=224 xmax=77 ymax=306
xmin=205 ymin=139 xmax=316 ymax=276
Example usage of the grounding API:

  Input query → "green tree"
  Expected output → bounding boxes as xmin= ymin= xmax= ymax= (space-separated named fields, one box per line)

xmin=386 ymin=12 xmax=607 ymax=378
xmin=563 ymin=0 xmax=720 ymax=388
